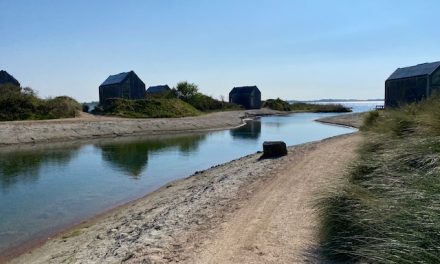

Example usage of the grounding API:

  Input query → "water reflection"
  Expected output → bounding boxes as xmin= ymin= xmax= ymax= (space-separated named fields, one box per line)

xmin=97 ymin=134 xmax=207 ymax=177
xmin=230 ymin=120 xmax=261 ymax=140
xmin=0 ymin=146 xmax=80 ymax=190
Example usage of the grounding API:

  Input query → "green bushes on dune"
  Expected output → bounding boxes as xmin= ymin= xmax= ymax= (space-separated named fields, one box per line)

xmin=101 ymin=81 xmax=241 ymax=118
xmin=101 ymin=98 xmax=200 ymax=118
xmin=0 ymin=84 xmax=81 ymax=121
xmin=263 ymin=98 xmax=351 ymax=112
xmin=318 ymin=97 xmax=440 ymax=263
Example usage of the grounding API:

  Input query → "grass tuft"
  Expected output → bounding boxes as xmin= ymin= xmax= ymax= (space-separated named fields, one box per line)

xmin=318 ymin=97 xmax=440 ymax=263
xmin=99 ymin=98 xmax=201 ymax=118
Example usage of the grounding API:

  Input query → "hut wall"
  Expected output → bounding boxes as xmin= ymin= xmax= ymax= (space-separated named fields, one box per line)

xmin=250 ymin=90 xmax=261 ymax=109
xmin=385 ymin=76 xmax=428 ymax=107
xmin=99 ymin=84 xmax=123 ymax=104
xmin=230 ymin=93 xmax=251 ymax=109
xmin=431 ymin=69 xmax=440 ymax=96
xmin=127 ymin=75 xmax=146 ymax=99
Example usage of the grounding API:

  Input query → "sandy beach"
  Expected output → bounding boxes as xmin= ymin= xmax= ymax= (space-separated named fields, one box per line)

xmin=316 ymin=112 xmax=366 ymax=128
xmin=0 ymin=109 xmax=283 ymax=146
xmin=6 ymin=112 xmax=362 ymax=263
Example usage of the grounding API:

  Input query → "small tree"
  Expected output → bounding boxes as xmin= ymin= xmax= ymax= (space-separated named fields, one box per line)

xmin=82 ymin=103 xmax=90 ymax=113
xmin=175 ymin=82 xmax=199 ymax=100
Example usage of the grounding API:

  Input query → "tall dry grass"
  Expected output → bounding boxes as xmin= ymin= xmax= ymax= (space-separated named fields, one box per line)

xmin=318 ymin=97 xmax=440 ymax=263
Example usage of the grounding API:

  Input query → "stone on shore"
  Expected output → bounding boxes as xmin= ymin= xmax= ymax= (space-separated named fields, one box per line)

xmin=261 ymin=141 xmax=287 ymax=158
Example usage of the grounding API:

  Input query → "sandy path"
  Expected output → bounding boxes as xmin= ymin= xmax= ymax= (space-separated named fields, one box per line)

xmin=190 ymin=134 xmax=361 ymax=263
xmin=8 ymin=133 xmax=360 ymax=264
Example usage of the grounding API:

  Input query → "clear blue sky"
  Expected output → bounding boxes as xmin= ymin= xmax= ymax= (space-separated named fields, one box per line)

xmin=1 ymin=0 xmax=439 ymax=102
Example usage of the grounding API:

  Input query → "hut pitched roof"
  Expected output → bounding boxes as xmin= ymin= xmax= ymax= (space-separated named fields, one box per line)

xmin=0 ymin=70 xmax=20 ymax=86
xmin=100 ymin=71 xmax=133 ymax=86
xmin=230 ymin=86 xmax=259 ymax=95
xmin=387 ymin=61 xmax=440 ymax=81
xmin=146 ymin=85 xmax=170 ymax=94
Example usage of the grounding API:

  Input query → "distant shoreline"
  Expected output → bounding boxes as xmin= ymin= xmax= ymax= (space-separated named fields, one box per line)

xmin=290 ymin=99 xmax=384 ymax=103
xmin=0 ymin=109 xmax=286 ymax=147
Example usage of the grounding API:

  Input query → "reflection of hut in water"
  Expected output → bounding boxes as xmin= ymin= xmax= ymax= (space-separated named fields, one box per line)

xmin=230 ymin=120 xmax=261 ymax=140
xmin=100 ymin=143 xmax=150 ymax=177
xmin=98 ymin=134 xmax=207 ymax=177
xmin=0 ymin=146 xmax=81 ymax=190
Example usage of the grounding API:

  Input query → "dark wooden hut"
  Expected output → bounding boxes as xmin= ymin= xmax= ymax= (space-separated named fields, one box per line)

xmin=229 ymin=86 xmax=261 ymax=109
xmin=0 ymin=70 xmax=20 ymax=87
xmin=385 ymin=61 xmax=440 ymax=107
xmin=146 ymin=85 xmax=171 ymax=96
xmin=99 ymin=71 xmax=146 ymax=105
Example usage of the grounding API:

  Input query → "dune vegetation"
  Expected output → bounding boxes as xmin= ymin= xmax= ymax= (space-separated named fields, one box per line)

xmin=100 ymin=98 xmax=201 ymax=118
xmin=264 ymin=98 xmax=351 ymax=113
xmin=0 ymin=84 xmax=81 ymax=121
xmin=318 ymin=97 xmax=440 ymax=263
xmin=99 ymin=82 xmax=241 ymax=118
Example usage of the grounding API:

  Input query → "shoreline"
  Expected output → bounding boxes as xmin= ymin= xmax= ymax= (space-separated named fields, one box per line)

xmin=0 ymin=109 xmax=286 ymax=147
xmin=3 ymin=113 xmax=363 ymax=263
xmin=6 ymin=132 xmax=360 ymax=264
xmin=315 ymin=112 xmax=366 ymax=128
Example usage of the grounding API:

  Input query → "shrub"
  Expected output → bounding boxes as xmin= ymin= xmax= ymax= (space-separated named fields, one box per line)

xmin=44 ymin=96 xmax=82 ymax=119
xmin=176 ymin=82 xmax=199 ymax=100
xmin=290 ymin=102 xmax=351 ymax=112
xmin=0 ymin=84 xmax=81 ymax=121
xmin=82 ymin=103 xmax=90 ymax=113
xmin=185 ymin=93 xmax=241 ymax=111
xmin=101 ymin=98 xmax=200 ymax=118
xmin=263 ymin=98 xmax=292 ymax=111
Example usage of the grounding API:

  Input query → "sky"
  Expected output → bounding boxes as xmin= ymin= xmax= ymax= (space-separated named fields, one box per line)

xmin=1 ymin=0 xmax=439 ymax=102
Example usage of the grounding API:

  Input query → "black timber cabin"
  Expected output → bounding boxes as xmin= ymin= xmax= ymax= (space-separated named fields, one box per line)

xmin=99 ymin=71 xmax=146 ymax=105
xmin=146 ymin=85 xmax=171 ymax=96
xmin=0 ymin=70 xmax=20 ymax=86
xmin=385 ymin=61 xmax=440 ymax=107
xmin=229 ymin=86 xmax=261 ymax=109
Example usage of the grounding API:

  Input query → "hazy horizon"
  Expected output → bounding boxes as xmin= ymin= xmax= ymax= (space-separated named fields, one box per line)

xmin=1 ymin=0 xmax=438 ymax=102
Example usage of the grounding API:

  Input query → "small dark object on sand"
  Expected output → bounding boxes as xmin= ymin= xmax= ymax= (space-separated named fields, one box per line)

xmin=260 ymin=141 xmax=287 ymax=159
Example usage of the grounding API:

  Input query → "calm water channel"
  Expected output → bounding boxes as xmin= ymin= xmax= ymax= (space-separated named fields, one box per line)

xmin=0 ymin=102 xmax=381 ymax=255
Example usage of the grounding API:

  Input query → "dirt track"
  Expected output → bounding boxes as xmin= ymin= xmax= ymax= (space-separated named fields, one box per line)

xmin=190 ymin=134 xmax=361 ymax=263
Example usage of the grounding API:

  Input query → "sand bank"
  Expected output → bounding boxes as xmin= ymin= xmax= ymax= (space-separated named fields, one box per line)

xmin=316 ymin=112 xmax=366 ymax=128
xmin=0 ymin=109 xmax=283 ymax=146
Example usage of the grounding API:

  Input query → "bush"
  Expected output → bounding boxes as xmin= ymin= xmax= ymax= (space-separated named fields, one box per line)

xmin=0 ymin=84 xmax=81 ymax=121
xmin=185 ymin=93 xmax=241 ymax=111
xmin=263 ymin=98 xmax=292 ymax=111
xmin=263 ymin=99 xmax=352 ymax=113
xmin=168 ymin=82 xmax=240 ymax=112
xmin=290 ymin=102 xmax=351 ymax=112
xmin=101 ymin=98 xmax=200 ymax=118
xmin=176 ymin=82 xmax=199 ymax=100
xmin=82 ymin=103 xmax=90 ymax=113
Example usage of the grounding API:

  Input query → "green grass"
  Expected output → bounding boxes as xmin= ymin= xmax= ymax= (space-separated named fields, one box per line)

xmin=183 ymin=93 xmax=241 ymax=112
xmin=101 ymin=98 xmax=201 ymax=118
xmin=0 ymin=84 xmax=81 ymax=121
xmin=263 ymin=98 xmax=351 ymax=112
xmin=263 ymin=98 xmax=292 ymax=111
xmin=318 ymin=97 xmax=440 ymax=263
xmin=290 ymin=102 xmax=351 ymax=112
